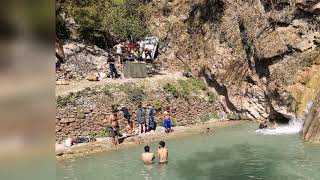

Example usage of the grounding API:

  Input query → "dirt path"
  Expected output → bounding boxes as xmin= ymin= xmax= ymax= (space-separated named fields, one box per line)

xmin=56 ymin=70 xmax=184 ymax=97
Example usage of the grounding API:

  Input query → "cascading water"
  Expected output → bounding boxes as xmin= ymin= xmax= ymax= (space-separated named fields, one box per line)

xmin=255 ymin=119 xmax=303 ymax=135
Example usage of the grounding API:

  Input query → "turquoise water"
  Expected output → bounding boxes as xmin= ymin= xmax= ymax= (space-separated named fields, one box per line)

xmin=57 ymin=122 xmax=320 ymax=180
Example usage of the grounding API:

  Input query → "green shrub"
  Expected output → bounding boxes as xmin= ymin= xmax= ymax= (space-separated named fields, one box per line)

xmin=158 ymin=120 xmax=164 ymax=127
xmin=63 ymin=0 xmax=149 ymax=44
xmin=199 ymin=113 xmax=219 ymax=122
xmin=163 ymin=78 xmax=208 ymax=99
xmin=163 ymin=82 xmax=179 ymax=98
xmin=188 ymin=77 xmax=207 ymax=91
xmin=102 ymin=85 xmax=113 ymax=96
xmin=177 ymin=80 xmax=191 ymax=99
xmin=199 ymin=114 xmax=211 ymax=122
xmin=171 ymin=118 xmax=177 ymax=127
xmin=126 ymin=85 xmax=145 ymax=103
xmin=207 ymin=91 xmax=217 ymax=103
xmin=153 ymin=100 xmax=162 ymax=111
xmin=182 ymin=68 xmax=193 ymax=77
xmin=57 ymin=92 xmax=79 ymax=107
xmin=95 ymin=128 xmax=112 ymax=138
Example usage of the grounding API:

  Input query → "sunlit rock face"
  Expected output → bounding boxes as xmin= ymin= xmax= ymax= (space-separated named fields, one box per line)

xmin=303 ymin=92 xmax=320 ymax=143
xmin=148 ymin=0 xmax=320 ymax=121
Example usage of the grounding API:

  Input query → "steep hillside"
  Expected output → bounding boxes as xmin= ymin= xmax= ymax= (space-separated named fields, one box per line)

xmin=147 ymin=0 xmax=320 ymax=122
xmin=56 ymin=0 xmax=320 ymax=142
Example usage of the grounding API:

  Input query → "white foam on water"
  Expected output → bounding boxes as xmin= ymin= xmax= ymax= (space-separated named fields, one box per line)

xmin=255 ymin=119 xmax=303 ymax=135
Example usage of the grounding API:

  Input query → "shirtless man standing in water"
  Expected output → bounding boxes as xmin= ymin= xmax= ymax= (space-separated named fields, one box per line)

xmin=109 ymin=110 xmax=120 ymax=147
xmin=141 ymin=145 xmax=155 ymax=164
xmin=157 ymin=141 xmax=168 ymax=163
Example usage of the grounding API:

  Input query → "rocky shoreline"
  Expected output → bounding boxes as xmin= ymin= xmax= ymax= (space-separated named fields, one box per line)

xmin=56 ymin=120 xmax=245 ymax=161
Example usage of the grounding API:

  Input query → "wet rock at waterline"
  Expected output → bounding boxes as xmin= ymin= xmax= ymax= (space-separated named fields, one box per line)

xmin=303 ymin=92 xmax=320 ymax=143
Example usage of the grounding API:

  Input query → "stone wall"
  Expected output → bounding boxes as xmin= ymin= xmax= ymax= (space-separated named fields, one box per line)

xmin=56 ymin=80 xmax=223 ymax=142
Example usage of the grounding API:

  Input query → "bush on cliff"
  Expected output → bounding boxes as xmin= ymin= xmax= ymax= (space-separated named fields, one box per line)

xmin=163 ymin=78 xmax=208 ymax=99
xmin=62 ymin=0 xmax=149 ymax=46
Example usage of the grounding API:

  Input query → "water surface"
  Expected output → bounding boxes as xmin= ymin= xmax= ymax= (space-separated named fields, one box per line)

xmin=57 ymin=122 xmax=320 ymax=180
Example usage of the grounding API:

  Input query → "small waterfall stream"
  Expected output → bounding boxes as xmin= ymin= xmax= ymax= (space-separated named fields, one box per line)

xmin=255 ymin=119 xmax=303 ymax=135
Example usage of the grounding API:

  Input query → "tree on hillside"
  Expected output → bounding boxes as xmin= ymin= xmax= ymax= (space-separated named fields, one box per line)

xmin=57 ymin=0 xmax=149 ymax=48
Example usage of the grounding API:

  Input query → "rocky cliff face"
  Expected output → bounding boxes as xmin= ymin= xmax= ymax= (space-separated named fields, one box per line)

xmin=303 ymin=92 xmax=320 ymax=143
xmin=147 ymin=0 xmax=320 ymax=121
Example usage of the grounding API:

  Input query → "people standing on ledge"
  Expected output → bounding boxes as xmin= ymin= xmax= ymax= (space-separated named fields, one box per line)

xmin=157 ymin=141 xmax=168 ymax=163
xmin=148 ymin=104 xmax=156 ymax=131
xmin=107 ymin=54 xmax=119 ymax=79
xmin=163 ymin=108 xmax=173 ymax=133
xmin=121 ymin=106 xmax=134 ymax=135
xmin=137 ymin=103 xmax=146 ymax=134
xmin=114 ymin=43 xmax=124 ymax=64
xmin=109 ymin=109 xmax=120 ymax=147
xmin=141 ymin=145 xmax=155 ymax=164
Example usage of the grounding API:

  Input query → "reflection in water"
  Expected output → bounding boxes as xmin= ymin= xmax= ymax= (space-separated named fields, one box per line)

xmin=142 ymin=164 xmax=153 ymax=180
xmin=158 ymin=163 xmax=168 ymax=177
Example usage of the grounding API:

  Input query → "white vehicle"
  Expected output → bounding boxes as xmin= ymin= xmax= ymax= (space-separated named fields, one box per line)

xmin=140 ymin=36 xmax=159 ymax=60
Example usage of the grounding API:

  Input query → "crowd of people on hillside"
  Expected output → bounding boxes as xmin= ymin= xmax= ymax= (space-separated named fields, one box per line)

xmin=108 ymin=102 xmax=174 ymax=147
xmin=108 ymin=39 xmax=154 ymax=79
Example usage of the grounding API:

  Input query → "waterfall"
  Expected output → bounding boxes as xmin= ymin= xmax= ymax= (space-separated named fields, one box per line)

xmin=255 ymin=119 xmax=303 ymax=135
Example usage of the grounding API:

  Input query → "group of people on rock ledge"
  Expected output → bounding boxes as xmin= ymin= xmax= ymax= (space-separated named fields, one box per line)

xmin=108 ymin=102 xmax=174 ymax=147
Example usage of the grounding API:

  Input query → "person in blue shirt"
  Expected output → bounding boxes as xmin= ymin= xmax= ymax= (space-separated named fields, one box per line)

xmin=163 ymin=110 xmax=173 ymax=133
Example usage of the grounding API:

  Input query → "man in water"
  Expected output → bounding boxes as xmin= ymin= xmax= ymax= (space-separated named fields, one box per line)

xmin=157 ymin=141 xmax=168 ymax=163
xmin=109 ymin=110 xmax=120 ymax=147
xmin=271 ymin=120 xmax=279 ymax=129
xmin=141 ymin=145 xmax=155 ymax=164
xmin=259 ymin=121 xmax=268 ymax=129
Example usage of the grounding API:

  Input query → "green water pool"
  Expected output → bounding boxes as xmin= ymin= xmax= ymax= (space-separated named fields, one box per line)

xmin=57 ymin=122 xmax=320 ymax=180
